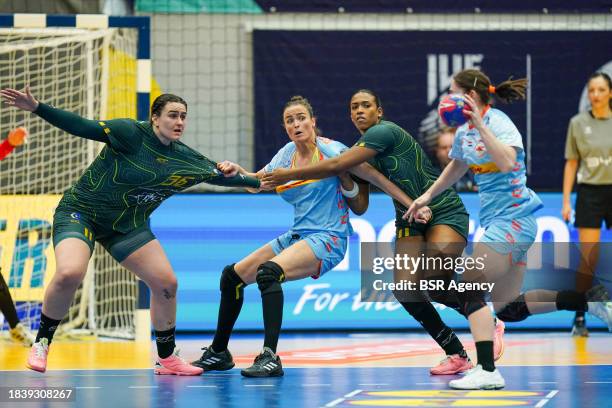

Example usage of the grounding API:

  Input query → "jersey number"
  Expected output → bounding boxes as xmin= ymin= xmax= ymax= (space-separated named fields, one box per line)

xmin=161 ymin=175 xmax=195 ymax=188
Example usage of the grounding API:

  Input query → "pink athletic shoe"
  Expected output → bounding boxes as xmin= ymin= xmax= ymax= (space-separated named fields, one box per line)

xmin=154 ymin=348 xmax=204 ymax=376
xmin=494 ymin=319 xmax=505 ymax=361
xmin=430 ymin=354 xmax=474 ymax=375
xmin=26 ymin=338 xmax=49 ymax=373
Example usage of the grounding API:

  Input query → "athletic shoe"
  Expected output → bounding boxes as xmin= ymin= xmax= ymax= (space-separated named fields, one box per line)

xmin=9 ymin=323 xmax=35 ymax=347
xmin=26 ymin=338 xmax=49 ymax=373
xmin=430 ymin=354 xmax=473 ymax=375
xmin=571 ymin=316 xmax=589 ymax=337
xmin=586 ymin=285 xmax=612 ymax=332
xmin=154 ymin=348 xmax=204 ymax=376
xmin=241 ymin=347 xmax=284 ymax=377
xmin=493 ymin=319 xmax=505 ymax=361
xmin=449 ymin=365 xmax=505 ymax=390
xmin=191 ymin=346 xmax=235 ymax=371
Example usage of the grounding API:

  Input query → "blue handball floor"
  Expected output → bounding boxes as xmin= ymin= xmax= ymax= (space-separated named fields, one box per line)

xmin=1 ymin=365 xmax=611 ymax=408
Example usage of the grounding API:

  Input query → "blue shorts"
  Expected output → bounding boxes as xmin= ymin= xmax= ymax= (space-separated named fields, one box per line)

xmin=268 ymin=231 xmax=347 ymax=279
xmin=480 ymin=215 xmax=537 ymax=264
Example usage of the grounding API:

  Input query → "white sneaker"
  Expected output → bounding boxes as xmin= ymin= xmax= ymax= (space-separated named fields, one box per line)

xmin=586 ymin=285 xmax=612 ymax=332
xmin=9 ymin=323 xmax=35 ymax=347
xmin=449 ymin=365 xmax=505 ymax=390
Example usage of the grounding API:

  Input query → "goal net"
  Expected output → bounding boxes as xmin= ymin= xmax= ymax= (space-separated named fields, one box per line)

xmin=0 ymin=26 xmax=139 ymax=339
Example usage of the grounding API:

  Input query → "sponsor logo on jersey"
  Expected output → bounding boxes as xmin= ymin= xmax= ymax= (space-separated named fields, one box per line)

xmin=129 ymin=190 xmax=167 ymax=205
xmin=469 ymin=161 xmax=500 ymax=174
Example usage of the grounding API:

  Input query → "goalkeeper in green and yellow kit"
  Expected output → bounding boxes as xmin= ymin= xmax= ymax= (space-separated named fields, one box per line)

xmin=0 ymin=86 xmax=260 ymax=375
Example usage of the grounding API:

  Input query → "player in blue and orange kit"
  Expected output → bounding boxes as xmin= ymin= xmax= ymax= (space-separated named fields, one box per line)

xmin=262 ymin=90 xmax=509 ymax=376
xmin=191 ymin=96 xmax=433 ymax=377
xmin=407 ymin=69 xmax=612 ymax=390
xmin=1 ymin=86 xmax=261 ymax=375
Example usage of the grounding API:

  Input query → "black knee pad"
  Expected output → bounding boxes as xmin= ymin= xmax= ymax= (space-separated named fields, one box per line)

xmin=461 ymin=300 xmax=488 ymax=317
xmin=456 ymin=288 xmax=488 ymax=317
xmin=426 ymin=275 xmax=453 ymax=305
xmin=256 ymin=261 xmax=285 ymax=296
xmin=220 ymin=263 xmax=246 ymax=300
xmin=497 ymin=294 xmax=531 ymax=322
xmin=428 ymin=282 xmax=467 ymax=317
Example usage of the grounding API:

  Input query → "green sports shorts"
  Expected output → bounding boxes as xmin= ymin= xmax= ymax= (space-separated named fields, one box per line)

xmin=395 ymin=204 xmax=469 ymax=241
xmin=52 ymin=210 xmax=156 ymax=262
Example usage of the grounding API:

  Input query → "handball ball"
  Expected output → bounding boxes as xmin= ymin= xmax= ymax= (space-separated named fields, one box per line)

xmin=438 ymin=94 xmax=472 ymax=127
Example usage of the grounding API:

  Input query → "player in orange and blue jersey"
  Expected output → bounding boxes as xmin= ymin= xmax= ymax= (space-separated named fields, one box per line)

xmin=191 ymin=95 xmax=433 ymax=377
xmin=408 ymin=69 xmax=612 ymax=390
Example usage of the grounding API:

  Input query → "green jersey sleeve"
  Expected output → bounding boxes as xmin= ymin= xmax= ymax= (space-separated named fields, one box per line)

xmin=33 ymin=103 xmax=141 ymax=153
xmin=97 ymin=119 xmax=142 ymax=153
xmin=355 ymin=123 xmax=394 ymax=154
xmin=206 ymin=172 xmax=261 ymax=188
xmin=34 ymin=102 xmax=108 ymax=143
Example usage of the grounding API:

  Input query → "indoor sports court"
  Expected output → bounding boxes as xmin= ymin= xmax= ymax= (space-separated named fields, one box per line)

xmin=1 ymin=331 xmax=612 ymax=407
xmin=1 ymin=1 xmax=612 ymax=407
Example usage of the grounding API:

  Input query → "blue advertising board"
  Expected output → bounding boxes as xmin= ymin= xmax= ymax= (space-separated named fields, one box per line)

xmin=151 ymin=193 xmax=610 ymax=331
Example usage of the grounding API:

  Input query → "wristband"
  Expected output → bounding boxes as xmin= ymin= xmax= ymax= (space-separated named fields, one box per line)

xmin=341 ymin=182 xmax=359 ymax=198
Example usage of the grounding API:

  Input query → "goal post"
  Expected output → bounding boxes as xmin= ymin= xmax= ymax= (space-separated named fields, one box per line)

xmin=0 ymin=14 xmax=151 ymax=340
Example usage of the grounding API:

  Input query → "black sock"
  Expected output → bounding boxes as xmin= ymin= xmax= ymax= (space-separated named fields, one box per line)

xmin=256 ymin=262 xmax=285 ymax=354
xmin=475 ymin=341 xmax=495 ymax=372
xmin=436 ymin=326 xmax=467 ymax=357
xmin=0 ymin=272 xmax=20 ymax=329
xmin=401 ymin=301 xmax=465 ymax=356
xmin=36 ymin=313 xmax=62 ymax=344
xmin=155 ymin=327 xmax=176 ymax=359
xmin=262 ymin=288 xmax=283 ymax=353
xmin=556 ymin=291 xmax=587 ymax=312
xmin=575 ymin=310 xmax=586 ymax=319
xmin=211 ymin=265 xmax=246 ymax=352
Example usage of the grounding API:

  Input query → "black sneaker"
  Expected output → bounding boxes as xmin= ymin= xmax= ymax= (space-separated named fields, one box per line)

xmin=191 ymin=346 xmax=235 ymax=371
xmin=240 ymin=347 xmax=284 ymax=377
xmin=571 ymin=316 xmax=589 ymax=337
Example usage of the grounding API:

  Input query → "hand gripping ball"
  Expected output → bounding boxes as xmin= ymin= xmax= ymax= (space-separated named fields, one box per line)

xmin=438 ymin=94 xmax=472 ymax=127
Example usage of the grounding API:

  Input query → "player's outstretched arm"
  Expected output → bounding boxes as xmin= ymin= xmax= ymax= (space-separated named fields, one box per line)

xmin=261 ymin=145 xmax=375 ymax=187
xmin=216 ymin=160 xmax=264 ymax=193
xmin=206 ymin=167 xmax=261 ymax=189
xmin=1 ymin=87 xmax=108 ymax=143
xmin=404 ymin=158 xmax=468 ymax=222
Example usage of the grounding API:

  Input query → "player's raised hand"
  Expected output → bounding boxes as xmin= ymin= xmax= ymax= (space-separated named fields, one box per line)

xmin=0 ymin=86 xmax=39 ymax=112
xmin=462 ymin=94 xmax=483 ymax=128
